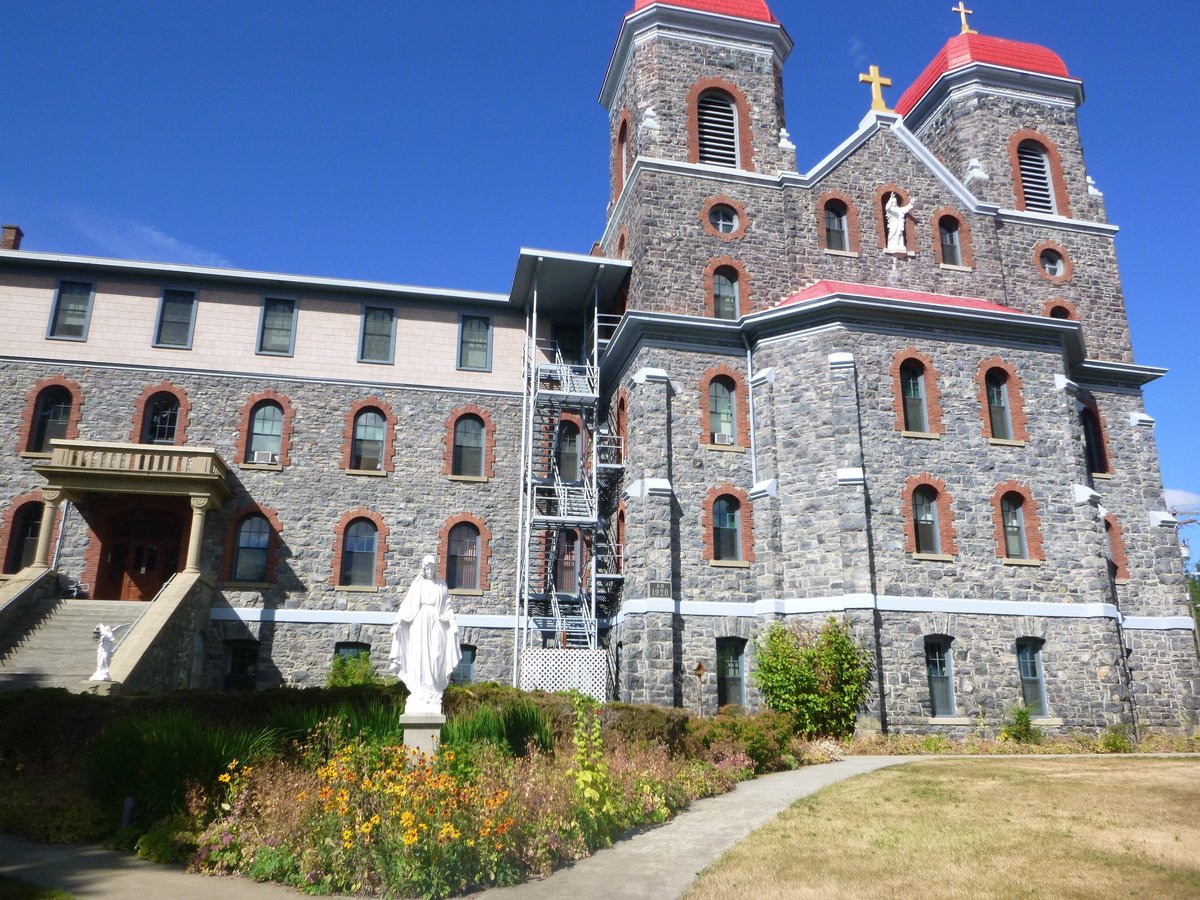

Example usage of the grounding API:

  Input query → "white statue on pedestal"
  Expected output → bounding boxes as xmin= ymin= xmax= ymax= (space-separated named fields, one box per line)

xmin=389 ymin=554 xmax=462 ymax=714
xmin=90 ymin=624 xmax=115 ymax=682
xmin=884 ymin=192 xmax=914 ymax=253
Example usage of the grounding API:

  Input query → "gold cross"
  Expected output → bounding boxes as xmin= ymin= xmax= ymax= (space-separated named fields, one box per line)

xmin=952 ymin=2 xmax=977 ymax=34
xmin=858 ymin=65 xmax=893 ymax=112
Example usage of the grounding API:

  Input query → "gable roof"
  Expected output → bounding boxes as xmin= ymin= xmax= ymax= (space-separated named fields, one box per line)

xmin=777 ymin=280 xmax=1020 ymax=315
xmin=629 ymin=0 xmax=777 ymax=23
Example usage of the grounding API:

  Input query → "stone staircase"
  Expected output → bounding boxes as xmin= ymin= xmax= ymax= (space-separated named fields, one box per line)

xmin=0 ymin=599 xmax=151 ymax=692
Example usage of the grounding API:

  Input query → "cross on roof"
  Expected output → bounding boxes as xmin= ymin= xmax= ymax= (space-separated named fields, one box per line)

xmin=858 ymin=65 xmax=892 ymax=112
xmin=952 ymin=2 xmax=978 ymax=35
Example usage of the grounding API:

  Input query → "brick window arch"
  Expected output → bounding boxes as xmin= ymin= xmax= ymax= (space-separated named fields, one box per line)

xmin=1032 ymin=239 xmax=1074 ymax=285
xmin=616 ymin=227 xmax=628 ymax=260
xmin=889 ymin=349 xmax=943 ymax=435
xmin=1042 ymin=298 xmax=1079 ymax=320
xmin=1008 ymin=129 xmax=1071 ymax=217
xmin=1103 ymin=513 xmax=1130 ymax=583
xmin=931 ymin=208 xmax=974 ymax=268
xmin=17 ymin=376 xmax=83 ymax=454
xmin=873 ymin=184 xmax=916 ymax=251
xmin=991 ymin=481 xmax=1045 ymax=561
xmin=438 ymin=512 xmax=493 ymax=591
xmin=686 ymin=77 xmax=755 ymax=172
xmin=975 ymin=358 xmax=1030 ymax=442
xmin=699 ymin=364 xmax=750 ymax=448
xmin=235 ymin=390 xmax=295 ymax=467
xmin=1077 ymin=390 xmax=1112 ymax=476
xmin=130 ymin=381 xmax=191 ymax=445
xmin=615 ymin=389 xmax=628 ymax=462
xmin=442 ymin=404 xmax=497 ymax=479
xmin=700 ymin=195 xmax=749 ymax=242
xmin=701 ymin=484 xmax=755 ymax=564
xmin=703 ymin=257 xmax=751 ymax=319
xmin=1 ymin=492 xmax=62 ymax=574
xmin=816 ymin=190 xmax=862 ymax=254
xmin=901 ymin=474 xmax=958 ymax=556
xmin=221 ymin=503 xmax=284 ymax=584
xmin=613 ymin=109 xmax=633 ymax=200
xmin=341 ymin=397 xmax=398 ymax=473
xmin=329 ymin=508 xmax=389 ymax=588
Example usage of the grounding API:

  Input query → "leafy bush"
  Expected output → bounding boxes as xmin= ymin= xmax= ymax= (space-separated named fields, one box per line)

xmin=602 ymin=703 xmax=691 ymax=755
xmin=999 ymin=706 xmax=1044 ymax=745
xmin=134 ymin=813 xmax=199 ymax=863
xmin=688 ymin=708 xmax=796 ymax=773
xmin=752 ymin=618 xmax=873 ymax=739
xmin=1098 ymin=725 xmax=1134 ymax=753
xmin=327 ymin=652 xmax=381 ymax=687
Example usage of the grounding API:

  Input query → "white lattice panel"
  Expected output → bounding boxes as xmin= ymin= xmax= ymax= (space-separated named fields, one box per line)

xmin=520 ymin=648 xmax=608 ymax=701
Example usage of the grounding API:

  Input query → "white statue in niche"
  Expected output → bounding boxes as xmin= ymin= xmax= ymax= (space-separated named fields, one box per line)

xmin=90 ymin=624 xmax=115 ymax=682
xmin=884 ymin=192 xmax=914 ymax=253
xmin=389 ymin=554 xmax=462 ymax=714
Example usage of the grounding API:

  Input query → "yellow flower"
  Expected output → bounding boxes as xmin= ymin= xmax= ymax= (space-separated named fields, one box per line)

xmin=343 ymin=829 xmax=352 ymax=841
xmin=241 ymin=766 xmax=253 ymax=776
xmin=218 ymin=773 xmax=231 ymax=783
xmin=227 ymin=759 xmax=239 ymax=770
xmin=370 ymin=814 xmax=381 ymax=826
xmin=400 ymin=811 xmax=415 ymax=828
xmin=403 ymin=828 xmax=419 ymax=846
xmin=296 ymin=790 xmax=308 ymax=802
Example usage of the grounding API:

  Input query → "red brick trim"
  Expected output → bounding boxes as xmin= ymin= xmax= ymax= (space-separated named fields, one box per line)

xmin=686 ymin=77 xmax=755 ymax=173
xmin=16 ymin=376 xmax=84 ymax=453
xmin=1032 ymin=239 xmax=1074 ymax=285
xmin=340 ymin=396 xmax=398 ymax=472
xmin=616 ymin=227 xmax=629 ymax=260
xmin=129 ymin=381 xmax=191 ymax=445
xmin=990 ymin=481 xmax=1045 ymax=561
xmin=873 ymin=184 xmax=917 ymax=251
xmin=700 ymin=195 xmax=749 ymax=242
xmin=930 ymin=207 xmax=975 ymax=268
xmin=234 ymin=390 xmax=295 ymax=467
xmin=613 ymin=109 xmax=633 ymax=201
xmin=703 ymin=257 xmax=752 ymax=318
xmin=698 ymin=365 xmax=750 ymax=448
xmin=901 ymin=474 xmax=958 ymax=556
xmin=975 ymin=357 xmax=1030 ymax=442
xmin=815 ymin=190 xmax=862 ymax=254
xmin=221 ymin=503 xmax=285 ymax=583
xmin=437 ymin=512 xmax=492 ymax=591
xmin=1008 ymin=129 xmax=1071 ymax=218
xmin=0 ymin=492 xmax=63 ymax=573
xmin=1103 ymin=513 xmax=1130 ymax=582
xmin=1042 ymin=298 xmax=1080 ymax=320
xmin=701 ymin=484 xmax=755 ymax=564
xmin=888 ymin=349 xmax=944 ymax=434
xmin=1077 ymin=390 xmax=1113 ymax=475
xmin=442 ymin=404 xmax=497 ymax=478
xmin=329 ymin=508 xmax=390 ymax=588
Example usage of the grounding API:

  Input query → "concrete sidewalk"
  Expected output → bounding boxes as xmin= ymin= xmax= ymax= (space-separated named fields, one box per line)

xmin=0 ymin=756 xmax=915 ymax=899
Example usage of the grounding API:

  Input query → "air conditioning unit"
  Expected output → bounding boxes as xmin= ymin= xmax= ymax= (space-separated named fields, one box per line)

xmin=713 ymin=433 xmax=735 ymax=446
xmin=252 ymin=451 xmax=278 ymax=464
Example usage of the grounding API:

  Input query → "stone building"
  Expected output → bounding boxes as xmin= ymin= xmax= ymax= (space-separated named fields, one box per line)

xmin=0 ymin=0 xmax=1196 ymax=733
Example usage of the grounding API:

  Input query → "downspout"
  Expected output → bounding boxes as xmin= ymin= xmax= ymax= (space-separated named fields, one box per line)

xmin=741 ymin=334 xmax=759 ymax=486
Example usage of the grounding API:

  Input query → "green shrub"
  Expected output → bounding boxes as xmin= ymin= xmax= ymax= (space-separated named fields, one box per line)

xmin=751 ymin=618 xmax=873 ymax=739
xmin=327 ymin=652 xmax=381 ymax=687
xmin=999 ymin=705 xmax=1044 ymax=745
xmin=602 ymin=703 xmax=690 ymax=755
xmin=688 ymin=709 xmax=796 ymax=774
xmin=441 ymin=699 xmax=553 ymax=758
xmin=134 ymin=813 xmax=199 ymax=863
xmin=1098 ymin=724 xmax=1134 ymax=754
xmin=245 ymin=844 xmax=301 ymax=884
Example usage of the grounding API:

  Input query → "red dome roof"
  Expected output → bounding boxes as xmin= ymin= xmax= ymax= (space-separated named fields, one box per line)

xmin=896 ymin=33 xmax=1071 ymax=116
xmin=629 ymin=0 xmax=777 ymax=24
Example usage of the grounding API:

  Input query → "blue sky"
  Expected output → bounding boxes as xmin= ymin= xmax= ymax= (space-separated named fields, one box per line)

xmin=2 ymin=1 xmax=1197 ymax=539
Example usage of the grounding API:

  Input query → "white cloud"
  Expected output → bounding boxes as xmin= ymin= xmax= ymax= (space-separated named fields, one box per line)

xmin=67 ymin=209 xmax=232 ymax=268
xmin=1164 ymin=487 xmax=1200 ymax=510
xmin=848 ymin=37 xmax=868 ymax=71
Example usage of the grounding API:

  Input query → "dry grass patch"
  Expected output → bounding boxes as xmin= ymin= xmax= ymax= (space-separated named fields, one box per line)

xmin=686 ymin=758 xmax=1200 ymax=900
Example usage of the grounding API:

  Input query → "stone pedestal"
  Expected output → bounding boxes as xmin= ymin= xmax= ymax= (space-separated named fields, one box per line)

xmin=399 ymin=712 xmax=445 ymax=757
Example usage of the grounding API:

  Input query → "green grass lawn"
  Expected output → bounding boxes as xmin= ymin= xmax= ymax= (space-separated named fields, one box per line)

xmin=0 ymin=875 xmax=74 ymax=900
xmin=686 ymin=758 xmax=1200 ymax=899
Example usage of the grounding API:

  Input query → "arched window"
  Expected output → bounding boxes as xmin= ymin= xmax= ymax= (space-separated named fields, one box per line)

xmin=29 ymin=386 xmax=72 ymax=453
xmin=616 ymin=117 xmax=631 ymax=196
xmin=712 ymin=266 xmax=739 ymax=320
xmin=247 ymin=401 xmax=284 ymax=464
xmin=3 ymin=502 xmax=43 ymax=573
xmin=553 ymin=528 xmax=580 ymax=594
xmin=1081 ymin=407 xmax=1108 ymax=476
xmin=447 ymin=522 xmax=480 ymax=590
xmin=1016 ymin=140 xmax=1056 ymax=213
xmin=233 ymin=514 xmax=270 ymax=583
xmin=351 ymin=408 xmax=386 ymax=471
xmin=899 ymin=360 xmax=928 ymax=433
xmin=696 ymin=89 xmax=738 ymax=167
xmin=141 ymin=392 xmax=180 ymax=444
xmin=938 ymin=216 xmax=962 ymax=266
xmin=712 ymin=495 xmax=741 ymax=562
xmin=557 ymin=421 xmax=581 ymax=482
xmin=924 ymin=636 xmax=955 ymax=718
xmin=708 ymin=376 xmax=736 ymax=445
xmin=824 ymin=200 xmax=849 ymax=252
xmin=912 ymin=486 xmax=940 ymax=555
xmin=985 ymin=369 xmax=1013 ymax=440
xmin=1000 ymin=492 xmax=1028 ymax=560
xmin=453 ymin=415 xmax=485 ymax=477
xmin=1016 ymin=638 xmax=1047 ymax=716
xmin=340 ymin=518 xmax=378 ymax=587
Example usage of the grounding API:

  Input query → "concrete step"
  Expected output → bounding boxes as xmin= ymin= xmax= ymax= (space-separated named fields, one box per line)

xmin=0 ymin=600 xmax=150 ymax=686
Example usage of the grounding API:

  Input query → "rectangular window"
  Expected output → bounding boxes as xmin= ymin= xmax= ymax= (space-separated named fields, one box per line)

xmin=359 ymin=305 xmax=396 ymax=363
xmin=458 ymin=314 xmax=492 ymax=371
xmin=716 ymin=638 xmax=745 ymax=707
xmin=154 ymin=289 xmax=197 ymax=348
xmin=450 ymin=645 xmax=476 ymax=685
xmin=224 ymin=640 xmax=259 ymax=691
xmin=925 ymin=639 xmax=955 ymax=717
xmin=257 ymin=298 xmax=296 ymax=355
xmin=1017 ymin=642 xmax=1046 ymax=716
xmin=47 ymin=281 xmax=94 ymax=340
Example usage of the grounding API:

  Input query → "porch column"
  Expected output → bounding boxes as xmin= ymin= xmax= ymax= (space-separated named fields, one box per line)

xmin=185 ymin=496 xmax=213 ymax=574
xmin=31 ymin=489 xmax=63 ymax=569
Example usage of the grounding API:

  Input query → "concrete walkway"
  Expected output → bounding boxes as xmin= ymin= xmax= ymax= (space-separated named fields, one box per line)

xmin=0 ymin=756 xmax=915 ymax=899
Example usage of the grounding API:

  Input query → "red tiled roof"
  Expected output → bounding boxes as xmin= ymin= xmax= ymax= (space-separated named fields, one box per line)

xmin=777 ymin=280 xmax=1019 ymax=314
xmin=630 ymin=0 xmax=777 ymax=24
xmin=896 ymin=33 xmax=1071 ymax=116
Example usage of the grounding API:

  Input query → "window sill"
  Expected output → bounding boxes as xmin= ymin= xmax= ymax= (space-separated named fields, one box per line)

xmin=1090 ymin=472 xmax=1113 ymax=480
xmin=356 ymin=358 xmax=395 ymax=366
xmin=46 ymin=334 xmax=89 ymax=342
xmin=448 ymin=474 xmax=489 ymax=483
xmin=334 ymin=585 xmax=381 ymax=592
xmin=911 ymin=553 xmax=955 ymax=562
xmin=1114 ymin=578 xmax=1131 ymax=586
xmin=987 ymin=438 xmax=1027 ymax=447
xmin=19 ymin=451 xmax=53 ymax=460
xmin=1002 ymin=557 xmax=1043 ymax=567
xmin=901 ymin=430 xmax=941 ymax=440
xmin=927 ymin=716 xmax=973 ymax=725
xmin=152 ymin=342 xmax=193 ymax=351
xmin=882 ymin=249 xmax=917 ymax=258
xmin=450 ymin=588 xmax=484 ymax=596
xmin=344 ymin=468 xmax=388 ymax=477
xmin=709 ymin=560 xmax=751 ymax=568
xmin=457 ymin=366 xmax=492 ymax=374
xmin=240 ymin=463 xmax=284 ymax=472
xmin=703 ymin=443 xmax=746 ymax=453
xmin=255 ymin=350 xmax=295 ymax=358
xmin=937 ymin=263 xmax=973 ymax=273
xmin=823 ymin=248 xmax=859 ymax=258
xmin=224 ymin=581 xmax=270 ymax=590
xmin=1032 ymin=717 xmax=1063 ymax=727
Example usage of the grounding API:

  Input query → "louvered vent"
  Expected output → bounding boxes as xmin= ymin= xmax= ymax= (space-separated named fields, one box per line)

xmin=697 ymin=91 xmax=738 ymax=167
xmin=1017 ymin=141 xmax=1056 ymax=213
